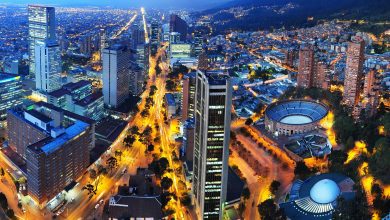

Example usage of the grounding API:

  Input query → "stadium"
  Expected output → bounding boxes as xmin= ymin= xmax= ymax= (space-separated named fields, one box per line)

xmin=280 ymin=173 xmax=356 ymax=220
xmin=264 ymin=99 xmax=328 ymax=136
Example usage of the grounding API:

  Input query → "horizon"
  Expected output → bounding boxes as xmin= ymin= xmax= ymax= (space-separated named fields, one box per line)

xmin=0 ymin=0 xmax=231 ymax=9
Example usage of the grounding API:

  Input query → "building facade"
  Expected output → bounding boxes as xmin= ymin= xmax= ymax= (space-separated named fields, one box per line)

xmin=169 ymin=14 xmax=188 ymax=42
xmin=297 ymin=45 xmax=315 ymax=88
xmin=362 ymin=69 xmax=381 ymax=116
xmin=0 ymin=74 xmax=24 ymax=120
xmin=193 ymin=71 xmax=231 ymax=220
xmin=8 ymin=102 xmax=94 ymax=206
xmin=102 ymin=44 xmax=131 ymax=108
xmin=181 ymin=72 xmax=196 ymax=122
xmin=343 ymin=38 xmax=365 ymax=108
xmin=35 ymin=40 xmax=62 ymax=93
xmin=28 ymin=5 xmax=56 ymax=76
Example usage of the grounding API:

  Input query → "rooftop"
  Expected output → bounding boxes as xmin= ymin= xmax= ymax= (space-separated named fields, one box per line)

xmin=0 ymin=73 xmax=21 ymax=84
xmin=74 ymin=92 xmax=103 ymax=107
xmin=28 ymin=120 xmax=89 ymax=155
xmin=165 ymin=93 xmax=176 ymax=106
xmin=25 ymin=109 xmax=52 ymax=123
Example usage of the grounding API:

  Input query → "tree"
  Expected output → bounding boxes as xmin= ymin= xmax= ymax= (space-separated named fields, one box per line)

xmin=245 ymin=118 xmax=253 ymax=125
xmin=141 ymin=109 xmax=150 ymax=118
xmin=89 ymin=169 xmax=97 ymax=180
xmin=332 ymin=186 xmax=370 ymax=220
xmin=115 ymin=150 xmax=123 ymax=161
xmin=97 ymin=165 xmax=108 ymax=176
xmin=149 ymin=157 xmax=170 ymax=177
xmin=328 ymin=150 xmax=347 ymax=172
xmin=148 ymin=144 xmax=155 ymax=152
xmin=242 ymin=187 xmax=250 ymax=200
xmin=345 ymin=136 xmax=355 ymax=151
xmin=369 ymin=137 xmax=390 ymax=184
xmin=270 ymin=180 xmax=281 ymax=195
xmin=160 ymin=192 xmax=171 ymax=208
xmin=130 ymin=126 xmax=139 ymax=135
xmin=180 ymin=194 xmax=192 ymax=207
xmin=82 ymin=184 xmax=97 ymax=199
xmin=0 ymin=192 xmax=8 ymax=210
xmin=123 ymin=135 xmax=136 ymax=147
xmin=5 ymin=208 xmax=15 ymax=219
xmin=258 ymin=199 xmax=286 ymax=220
xmin=160 ymin=177 xmax=173 ymax=191
xmin=107 ymin=157 xmax=118 ymax=172
xmin=294 ymin=161 xmax=312 ymax=179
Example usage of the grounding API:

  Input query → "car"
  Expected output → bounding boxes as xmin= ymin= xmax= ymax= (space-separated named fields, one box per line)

xmin=99 ymin=199 xmax=104 ymax=204
xmin=95 ymin=203 xmax=100 ymax=209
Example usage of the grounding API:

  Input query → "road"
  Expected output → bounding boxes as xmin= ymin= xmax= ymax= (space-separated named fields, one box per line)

xmin=111 ymin=13 xmax=138 ymax=39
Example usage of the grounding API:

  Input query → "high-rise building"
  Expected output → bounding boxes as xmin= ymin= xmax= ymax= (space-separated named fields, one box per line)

xmin=343 ymin=38 xmax=365 ymax=108
xmin=103 ymin=44 xmax=131 ymax=108
xmin=313 ymin=61 xmax=331 ymax=90
xmin=193 ymin=30 xmax=203 ymax=57
xmin=193 ymin=71 xmax=232 ymax=220
xmin=129 ymin=62 xmax=144 ymax=96
xmin=150 ymin=20 xmax=160 ymax=44
xmin=297 ymin=45 xmax=315 ymax=88
xmin=169 ymin=14 xmax=188 ymax=42
xmin=169 ymin=32 xmax=181 ymax=45
xmin=28 ymin=5 xmax=56 ymax=76
xmin=99 ymin=29 xmax=108 ymax=61
xmin=198 ymin=51 xmax=209 ymax=71
xmin=0 ymin=73 xmax=24 ymax=120
xmin=136 ymin=43 xmax=150 ymax=77
xmin=131 ymin=24 xmax=145 ymax=49
xmin=80 ymin=35 xmax=92 ymax=57
xmin=35 ymin=40 xmax=62 ymax=93
xmin=363 ymin=69 xmax=381 ymax=116
xmin=181 ymin=72 xmax=196 ymax=122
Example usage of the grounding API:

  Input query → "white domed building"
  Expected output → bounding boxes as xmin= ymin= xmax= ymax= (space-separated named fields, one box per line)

xmin=280 ymin=173 xmax=356 ymax=220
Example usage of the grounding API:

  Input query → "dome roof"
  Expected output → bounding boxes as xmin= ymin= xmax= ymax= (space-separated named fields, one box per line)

xmin=310 ymin=179 xmax=340 ymax=204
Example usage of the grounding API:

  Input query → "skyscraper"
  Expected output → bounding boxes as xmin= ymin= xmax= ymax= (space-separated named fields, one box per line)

xmin=102 ymin=44 xmax=131 ymax=108
xmin=343 ymin=38 xmax=365 ymax=108
xmin=150 ymin=20 xmax=161 ymax=44
xmin=362 ymin=69 xmax=381 ymax=116
xmin=181 ymin=72 xmax=196 ymax=122
xmin=80 ymin=34 xmax=92 ymax=57
xmin=169 ymin=14 xmax=188 ymax=42
xmin=198 ymin=51 xmax=209 ymax=71
xmin=193 ymin=30 xmax=203 ymax=57
xmin=313 ymin=61 xmax=331 ymax=90
xmin=28 ymin=5 xmax=56 ymax=76
xmin=35 ymin=40 xmax=62 ymax=93
xmin=193 ymin=71 xmax=232 ymax=220
xmin=297 ymin=45 xmax=315 ymax=88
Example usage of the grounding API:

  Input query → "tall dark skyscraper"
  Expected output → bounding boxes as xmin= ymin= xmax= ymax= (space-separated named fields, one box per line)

xmin=193 ymin=71 xmax=232 ymax=220
xmin=169 ymin=14 xmax=188 ymax=42
xmin=150 ymin=20 xmax=161 ymax=44
xmin=28 ymin=5 xmax=56 ymax=76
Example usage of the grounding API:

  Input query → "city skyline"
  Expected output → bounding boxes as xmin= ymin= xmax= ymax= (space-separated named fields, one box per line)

xmin=1 ymin=0 xmax=230 ymax=9
xmin=0 ymin=1 xmax=388 ymax=220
